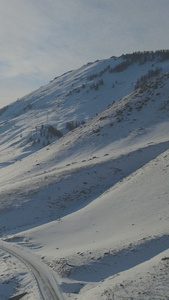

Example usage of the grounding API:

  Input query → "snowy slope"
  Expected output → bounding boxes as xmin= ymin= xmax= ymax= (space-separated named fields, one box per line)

xmin=0 ymin=51 xmax=169 ymax=166
xmin=6 ymin=147 xmax=169 ymax=298
xmin=0 ymin=50 xmax=169 ymax=299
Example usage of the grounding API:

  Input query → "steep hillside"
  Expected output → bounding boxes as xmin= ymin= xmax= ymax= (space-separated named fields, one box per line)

xmin=0 ymin=50 xmax=169 ymax=166
xmin=0 ymin=50 xmax=169 ymax=300
xmin=0 ymin=66 xmax=169 ymax=233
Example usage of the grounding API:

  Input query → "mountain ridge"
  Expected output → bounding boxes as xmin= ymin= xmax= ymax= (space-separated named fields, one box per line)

xmin=0 ymin=50 xmax=169 ymax=167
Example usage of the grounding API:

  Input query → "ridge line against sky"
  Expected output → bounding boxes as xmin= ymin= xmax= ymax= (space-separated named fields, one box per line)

xmin=0 ymin=0 xmax=169 ymax=108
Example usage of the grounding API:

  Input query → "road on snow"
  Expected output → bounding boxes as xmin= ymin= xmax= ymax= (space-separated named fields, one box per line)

xmin=0 ymin=241 xmax=64 ymax=300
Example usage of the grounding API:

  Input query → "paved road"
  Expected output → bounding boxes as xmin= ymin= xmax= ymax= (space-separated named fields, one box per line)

xmin=0 ymin=241 xmax=64 ymax=300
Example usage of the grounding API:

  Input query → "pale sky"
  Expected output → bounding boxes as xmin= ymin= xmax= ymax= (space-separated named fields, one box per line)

xmin=0 ymin=0 xmax=169 ymax=108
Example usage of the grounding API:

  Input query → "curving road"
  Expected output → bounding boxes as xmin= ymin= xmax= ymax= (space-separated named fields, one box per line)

xmin=0 ymin=241 xmax=64 ymax=300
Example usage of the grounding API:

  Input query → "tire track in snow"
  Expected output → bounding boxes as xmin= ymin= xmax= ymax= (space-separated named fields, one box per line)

xmin=0 ymin=241 xmax=64 ymax=300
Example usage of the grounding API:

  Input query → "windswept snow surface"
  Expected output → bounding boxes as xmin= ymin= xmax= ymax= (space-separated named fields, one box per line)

xmin=0 ymin=51 xmax=169 ymax=299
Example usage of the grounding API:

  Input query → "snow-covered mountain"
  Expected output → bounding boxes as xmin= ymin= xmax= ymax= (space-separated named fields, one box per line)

xmin=0 ymin=50 xmax=169 ymax=299
xmin=0 ymin=50 xmax=169 ymax=166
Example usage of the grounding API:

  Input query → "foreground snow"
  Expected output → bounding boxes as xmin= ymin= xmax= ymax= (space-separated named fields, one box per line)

xmin=1 ymin=146 xmax=169 ymax=299
xmin=3 ymin=147 xmax=168 ymax=299
xmin=77 ymin=248 xmax=169 ymax=300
